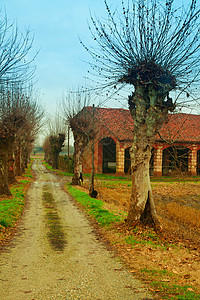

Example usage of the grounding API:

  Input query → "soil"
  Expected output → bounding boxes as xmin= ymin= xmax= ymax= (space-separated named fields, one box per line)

xmin=0 ymin=160 xmax=152 ymax=300
xmin=81 ymin=177 xmax=200 ymax=298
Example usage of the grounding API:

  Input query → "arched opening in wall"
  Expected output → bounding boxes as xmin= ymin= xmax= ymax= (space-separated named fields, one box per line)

xmin=162 ymin=146 xmax=190 ymax=176
xmin=124 ymin=147 xmax=131 ymax=174
xmin=150 ymin=148 xmax=155 ymax=176
xmin=197 ymin=150 xmax=200 ymax=175
xmin=99 ymin=137 xmax=116 ymax=173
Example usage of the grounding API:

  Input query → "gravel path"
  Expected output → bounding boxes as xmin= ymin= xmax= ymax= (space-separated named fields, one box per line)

xmin=0 ymin=160 xmax=152 ymax=299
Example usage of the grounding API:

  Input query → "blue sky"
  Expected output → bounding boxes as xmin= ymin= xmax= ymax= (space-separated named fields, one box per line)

xmin=0 ymin=0 xmax=123 ymax=114
xmin=0 ymin=0 xmax=194 ymax=116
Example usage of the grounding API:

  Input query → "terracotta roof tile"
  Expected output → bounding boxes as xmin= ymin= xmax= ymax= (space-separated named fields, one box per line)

xmin=86 ymin=107 xmax=200 ymax=143
xmin=86 ymin=107 xmax=134 ymax=141
xmin=159 ymin=113 xmax=200 ymax=142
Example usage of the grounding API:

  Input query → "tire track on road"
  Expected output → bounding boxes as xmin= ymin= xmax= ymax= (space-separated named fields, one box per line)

xmin=0 ymin=159 xmax=152 ymax=299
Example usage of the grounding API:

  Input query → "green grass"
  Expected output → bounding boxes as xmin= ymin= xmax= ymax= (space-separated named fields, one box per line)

xmin=125 ymin=234 xmax=160 ymax=248
xmin=99 ymin=180 xmax=132 ymax=188
xmin=23 ymin=162 xmax=33 ymax=178
xmin=42 ymin=161 xmax=73 ymax=177
xmin=66 ymin=184 xmax=123 ymax=226
xmin=91 ymin=173 xmax=128 ymax=180
xmin=140 ymin=269 xmax=200 ymax=299
xmin=0 ymin=185 xmax=25 ymax=228
xmin=0 ymin=167 xmax=32 ymax=231
xmin=44 ymin=161 xmax=200 ymax=299
xmin=43 ymin=161 xmax=200 ymax=184
xmin=124 ymin=233 xmax=172 ymax=250
xmin=151 ymin=176 xmax=200 ymax=183
xmin=42 ymin=190 xmax=66 ymax=251
xmin=150 ymin=281 xmax=200 ymax=299
xmin=141 ymin=268 xmax=173 ymax=277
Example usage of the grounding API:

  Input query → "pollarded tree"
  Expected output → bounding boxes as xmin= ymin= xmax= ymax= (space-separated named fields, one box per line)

xmin=0 ymin=9 xmax=36 ymax=195
xmin=0 ymin=84 xmax=43 ymax=194
xmin=14 ymin=92 xmax=44 ymax=175
xmin=0 ymin=85 xmax=27 ymax=194
xmin=0 ymin=84 xmax=26 ymax=194
xmin=83 ymin=0 xmax=200 ymax=228
xmin=49 ymin=134 xmax=65 ymax=169
xmin=45 ymin=113 xmax=66 ymax=169
xmin=43 ymin=136 xmax=52 ymax=164
xmin=62 ymin=90 xmax=94 ymax=185
xmin=0 ymin=120 xmax=15 ymax=195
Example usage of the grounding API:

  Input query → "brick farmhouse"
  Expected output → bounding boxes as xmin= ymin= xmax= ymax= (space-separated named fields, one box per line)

xmin=81 ymin=107 xmax=200 ymax=176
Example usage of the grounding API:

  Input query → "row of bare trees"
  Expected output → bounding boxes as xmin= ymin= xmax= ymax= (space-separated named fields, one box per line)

xmin=0 ymin=12 xmax=43 ymax=196
xmin=45 ymin=0 xmax=200 ymax=230
xmin=42 ymin=89 xmax=98 ymax=199
xmin=79 ymin=0 xmax=200 ymax=229
xmin=43 ymin=113 xmax=66 ymax=170
xmin=61 ymin=91 xmax=99 ymax=197
xmin=0 ymin=84 xmax=43 ymax=195
xmin=59 ymin=0 xmax=200 ymax=230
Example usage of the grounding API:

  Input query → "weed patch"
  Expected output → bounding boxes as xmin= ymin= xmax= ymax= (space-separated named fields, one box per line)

xmin=42 ymin=161 xmax=72 ymax=177
xmin=66 ymin=184 xmax=123 ymax=227
xmin=23 ymin=162 xmax=33 ymax=178
xmin=124 ymin=234 xmax=167 ymax=249
xmin=42 ymin=189 xmax=66 ymax=251
xmin=0 ymin=173 xmax=32 ymax=234
xmin=141 ymin=268 xmax=174 ymax=277
xmin=0 ymin=184 xmax=28 ymax=229
xmin=42 ymin=163 xmax=200 ymax=299
xmin=150 ymin=281 xmax=200 ymax=299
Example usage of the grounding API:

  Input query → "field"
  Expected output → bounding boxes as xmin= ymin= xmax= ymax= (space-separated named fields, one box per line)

xmin=82 ymin=177 xmax=200 ymax=245
xmin=78 ymin=176 xmax=200 ymax=299
xmin=2 ymin=159 xmax=200 ymax=299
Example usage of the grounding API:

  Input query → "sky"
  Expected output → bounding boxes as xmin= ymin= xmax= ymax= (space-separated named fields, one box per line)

xmin=0 ymin=0 xmax=126 ymax=115
xmin=0 ymin=0 xmax=196 ymax=117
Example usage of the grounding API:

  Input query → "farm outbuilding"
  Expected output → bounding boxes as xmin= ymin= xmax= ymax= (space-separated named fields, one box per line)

xmin=81 ymin=107 xmax=200 ymax=176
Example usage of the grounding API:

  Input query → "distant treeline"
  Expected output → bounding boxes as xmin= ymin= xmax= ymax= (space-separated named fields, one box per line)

xmin=32 ymin=145 xmax=74 ymax=155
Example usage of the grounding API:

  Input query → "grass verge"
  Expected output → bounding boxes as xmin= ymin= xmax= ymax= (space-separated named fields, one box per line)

xmin=43 ymin=161 xmax=200 ymax=299
xmin=43 ymin=161 xmax=73 ymax=177
xmin=65 ymin=186 xmax=200 ymax=300
xmin=0 ymin=165 xmax=33 ymax=238
xmin=66 ymin=184 xmax=123 ymax=227
xmin=42 ymin=188 xmax=66 ymax=251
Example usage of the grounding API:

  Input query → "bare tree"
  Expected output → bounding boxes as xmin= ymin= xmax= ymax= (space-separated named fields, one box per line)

xmin=14 ymin=90 xmax=44 ymax=175
xmin=62 ymin=90 xmax=95 ymax=185
xmin=0 ymin=11 xmax=36 ymax=85
xmin=43 ymin=136 xmax=52 ymax=164
xmin=0 ymin=84 xmax=43 ymax=195
xmin=0 ymin=10 xmax=37 ymax=195
xmin=44 ymin=113 xmax=66 ymax=169
xmin=83 ymin=0 xmax=200 ymax=228
xmin=0 ymin=84 xmax=25 ymax=195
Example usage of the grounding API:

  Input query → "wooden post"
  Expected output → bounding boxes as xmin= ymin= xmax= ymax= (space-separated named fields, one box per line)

xmin=89 ymin=104 xmax=96 ymax=197
xmin=68 ymin=126 xmax=70 ymax=159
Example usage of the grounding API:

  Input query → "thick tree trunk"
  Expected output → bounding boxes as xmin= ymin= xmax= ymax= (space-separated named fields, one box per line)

xmin=89 ymin=139 xmax=97 ymax=197
xmin=71 ymin=143 xmax=82 ymax=185
xmin=21 ymin=145 xmax=28 ymax=173
xmin=8 ymin=153 xmax=16 ymax=184
xmin=126 ymin=85 xmax=170 ymax=229
xmin=0 ymin=152 xmax=11 ymax=196
xmin=52 ymin=153 xmax=59 ymax=169
xmin=14 ymin=143 xmax=22 ymax=176
xmin=71 ymin=134 xmax=86 ymax=185
xmin=127 ymin=144 xmax=160 ymax=228
xmin=24 ymin=151 xmax=28 ymax=169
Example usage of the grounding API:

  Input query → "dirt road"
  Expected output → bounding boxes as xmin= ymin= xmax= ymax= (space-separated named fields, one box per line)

xmin=0 ymin=160 xmax=152 ymax=299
